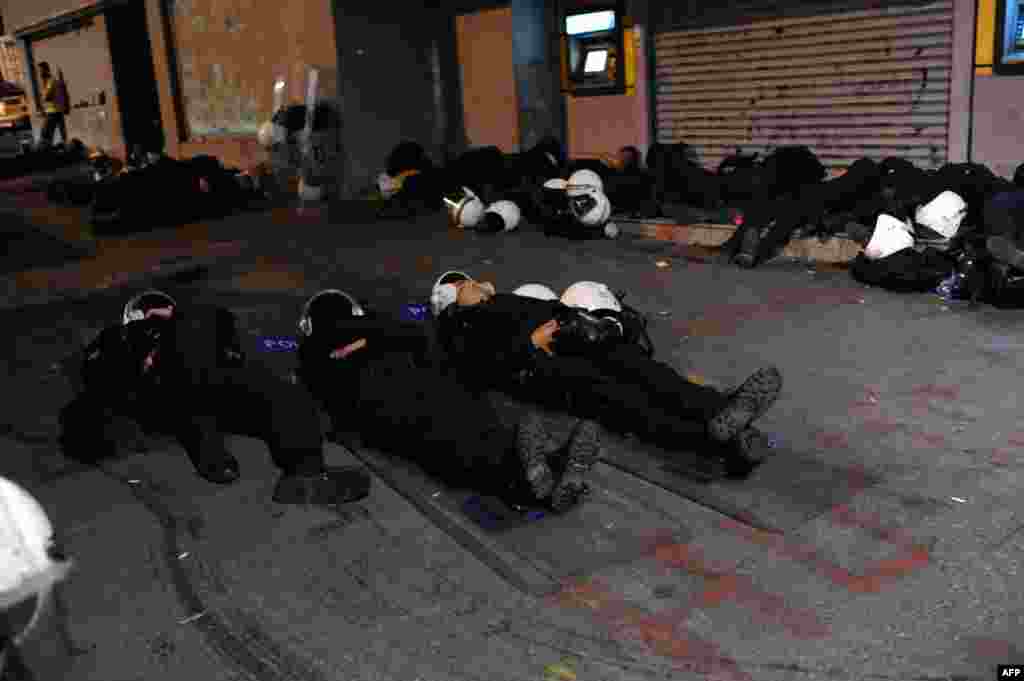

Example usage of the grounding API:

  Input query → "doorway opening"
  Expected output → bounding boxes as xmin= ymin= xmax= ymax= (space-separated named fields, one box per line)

xmin=105 ymin=2 xmax=164 ymax=154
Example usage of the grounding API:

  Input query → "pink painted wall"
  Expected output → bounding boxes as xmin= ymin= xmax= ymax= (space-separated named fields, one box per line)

xmin=969 ymin=75 xmax=1024 ymax=178
xmin=565 ymin=25 xmax=649 ymax=161
xmin=456 ymin=6 xmax=519 ymax=153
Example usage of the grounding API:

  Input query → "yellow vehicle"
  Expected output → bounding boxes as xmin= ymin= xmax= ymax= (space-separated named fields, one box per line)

xmin=0 ymin=79 xmax=31 ymax=134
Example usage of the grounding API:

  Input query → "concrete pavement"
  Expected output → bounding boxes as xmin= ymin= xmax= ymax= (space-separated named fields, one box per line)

xmin=1 ymin=199 xmax=1023 ymax=681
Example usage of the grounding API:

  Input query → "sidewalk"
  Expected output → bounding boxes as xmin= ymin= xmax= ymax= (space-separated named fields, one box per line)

xmin=3 ymin=189 xmax=1023 ymax=681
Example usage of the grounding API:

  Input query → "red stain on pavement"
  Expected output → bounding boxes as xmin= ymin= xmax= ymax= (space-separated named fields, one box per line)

xmin=860 ymin=417 xmax=903 ymax=435
xmin=911 ymin=432 xmax=948 ymax=449
xmin=850 ymin=388 xmax=882 ymax=410
xmin=722 ymin=516 xmax=930 ymax=594
xmin=669 ymin=243 xmax=714 ymax=263
xmin=640 ymin=270 xmax=674 ymax=291
xmin=911 ymin=384 xmax=960 ymax=400
xmin=816 ymin=431 xmax=850 ymax=450
xmin=15 ymin=191 xmax=50 ymax=209
xmin=829 ymin=505 xmax=918 ymax=546
xmin=0 ymin=177 xmax=38 ymax=193
xmin=991 ymin=448 xmax=1014 ymax=466
xmin=765 ymin=288 xmax=866 ymax=307
xmin=551 ymin=579 xmax=753 ymax=680
xmin=966 ymin=636 xmax=1022 ymax=662
xmin=379 ymin=255 xmax=404 ymax=275
xmin=645 ymin=539 xmax=831 ymax=639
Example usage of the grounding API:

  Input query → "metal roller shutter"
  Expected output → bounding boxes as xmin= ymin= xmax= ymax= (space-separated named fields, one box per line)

xmin=653 ymin=0 xmax=954 ymax=171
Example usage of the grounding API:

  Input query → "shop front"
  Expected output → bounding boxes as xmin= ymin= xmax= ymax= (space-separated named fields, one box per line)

xmin=12 ymin=6 xmax=122 ymax=154
xmin=651 ymin=0 xmax=957 ymax=172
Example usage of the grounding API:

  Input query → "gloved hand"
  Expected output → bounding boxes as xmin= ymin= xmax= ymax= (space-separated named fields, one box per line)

xmin=551 ymin=307 xmax=624 ymax=356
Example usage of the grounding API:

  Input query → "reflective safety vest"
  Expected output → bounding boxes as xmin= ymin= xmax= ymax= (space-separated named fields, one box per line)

xmin=41 ymin=79 xmax=59 ymax=114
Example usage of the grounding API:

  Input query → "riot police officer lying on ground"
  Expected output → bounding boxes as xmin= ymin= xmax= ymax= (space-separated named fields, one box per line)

xmin=431 ymin=273 xmax=783 ymax=476
xmin=293 ymin=289 xmax=602 ymax=512
xmin=58 ymin=290 xmax=370 ymax=506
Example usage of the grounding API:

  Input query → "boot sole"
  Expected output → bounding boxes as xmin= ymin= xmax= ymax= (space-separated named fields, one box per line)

xmin=708 ymin=367 xmax=782 ymax=443
xmin=721 ymin=427 xmax=768 ymax=478
xmin=734 ymin=229 xmax=760 ymax=268
xmin=517 ymin=412 xmax=556 ymax=500
xmin=551 ymin=474 xmax=587 ymax=513
xmin=551 ymin=420 xmax=601 ymax=512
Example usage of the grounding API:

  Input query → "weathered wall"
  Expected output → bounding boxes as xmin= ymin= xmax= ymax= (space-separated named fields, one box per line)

xmin=969 ymin=75 xmax=1024 ymax=178
xmin=157 ymin=0 xmax=337 ymax=170
xmin=965 ymin=0 xmax=1024 ymax=176
xmin=456 ymin=6 xmax=519 ymax=152
xmin=29 ymin=17 xmax=117 ymax=152
xmin=0 ymin=0 xmax=88 ymax=33
xmin=565 ymin=25 xmax=649 ymax=160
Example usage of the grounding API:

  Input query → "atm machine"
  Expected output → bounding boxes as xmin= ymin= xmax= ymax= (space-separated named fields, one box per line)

xmin=559 ymin=1 xmax=636 ymax=97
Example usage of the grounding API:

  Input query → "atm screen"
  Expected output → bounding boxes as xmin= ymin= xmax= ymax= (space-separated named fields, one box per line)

xmin=566 ymin=10 xmax=616 ymax=36
xmin=1017 ymin=5 xmax=1024 ymax=47
xmin=583 ymin=49 xmax=609 ymax=74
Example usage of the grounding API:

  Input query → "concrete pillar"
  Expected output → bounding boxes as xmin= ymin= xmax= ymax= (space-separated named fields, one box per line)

xmin=511 ymin=0 xmax=564 ymax=152
xmin=144 ymin=0 xmax=183 ymax=158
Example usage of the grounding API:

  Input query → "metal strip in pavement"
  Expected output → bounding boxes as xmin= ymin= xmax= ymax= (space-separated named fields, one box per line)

xmin=338 ymin=438 xmax=696 ymax=599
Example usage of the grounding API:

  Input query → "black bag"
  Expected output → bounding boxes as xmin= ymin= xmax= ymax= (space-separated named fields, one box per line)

xmin=552 ymin=307 xmax=624 ymax=356
xmin=850 ymin=247 xmax=954 ymax=293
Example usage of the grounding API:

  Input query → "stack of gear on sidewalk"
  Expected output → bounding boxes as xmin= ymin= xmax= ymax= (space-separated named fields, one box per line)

xmin=294 ymin=288 xmax=600 ymax=512
xmin=839 ymin=163 xmax=1024 ymax=305
xmin=82 ymin=152 xmax=265 ymax=234
xmin=644 ymin=142 xmax=1024 ymax=276
xmin=58 ymin=290 xmax=370 ymax=505
xmin=536 ymin=169 xmax=619 ymax=240
xmin=375 ymin=138 xmax=563 ymax=230
xmin=430 ymin=271 xmax=783 ymax=477
xmin=556 ymin=146 xmax=661 ymax=219
xmin=258 ymin=101 xmax=340 ymax=200
xmin=0 ymin=139 xmax=87 ymax=181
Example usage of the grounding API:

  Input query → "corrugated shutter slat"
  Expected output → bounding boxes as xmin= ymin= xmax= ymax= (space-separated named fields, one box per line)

xmin=653 ymin=1 xmax=953 ymax=170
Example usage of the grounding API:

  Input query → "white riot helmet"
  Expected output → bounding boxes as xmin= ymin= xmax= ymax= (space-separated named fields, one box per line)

xmin=430 ymin=270 xmax=471 ymax=316
xmin=513 ymin=283 xmax=558 ymax=301
xmin=0 ymin=476 xmax=72 ymax=649
xmin=864 ymin=214 xmax=915 ymax=260
xmin=481 ymin=200 xmax=522 ymax=233
xmin=122 ymin=290 xmax=176 ymax=325
xmin=257 ymin=121 xmax=287 ymax=149
xmin=915 ymin=190 xmax=967 ymax=239
xmin=570 ymin=189 xmax=612 ymax=227
xmin=567 ymin=169 xmax=604 ymax=197
xmin=298 ymin=289 xmax=366 ymax=337
xmin=443 ymin=187 xmax=486 ymax=229
xmin=560 ymin=281 xmax=623 ymax=313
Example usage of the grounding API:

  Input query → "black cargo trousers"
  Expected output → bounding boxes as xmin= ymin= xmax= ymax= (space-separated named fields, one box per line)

xmin=59 ymin=304 xmax=325 ymax=476
xmin=297 ymin=318 xmax=527 ymax=492
xmin=526 ymin=341 xmax=729 ymax=450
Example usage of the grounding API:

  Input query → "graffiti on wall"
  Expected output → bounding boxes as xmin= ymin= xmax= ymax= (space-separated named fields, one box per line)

xmin=164 ymin=0 xmax=336 ymax=139
xmin=167 ymin=0 xmax=267 ymax=136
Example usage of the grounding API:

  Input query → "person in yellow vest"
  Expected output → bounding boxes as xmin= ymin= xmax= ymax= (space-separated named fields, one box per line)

xmin=36 ymin=62 xmax=67 ymax=147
